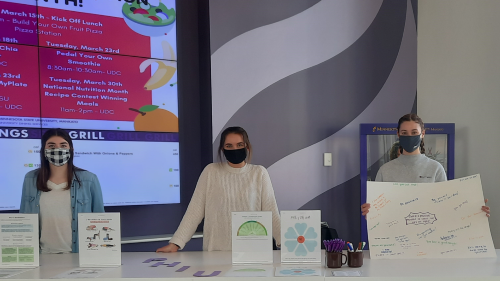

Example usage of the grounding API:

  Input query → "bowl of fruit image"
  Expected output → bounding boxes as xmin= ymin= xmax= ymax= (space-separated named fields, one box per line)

xmin=122 ymin=1 xmax=176 ymax=37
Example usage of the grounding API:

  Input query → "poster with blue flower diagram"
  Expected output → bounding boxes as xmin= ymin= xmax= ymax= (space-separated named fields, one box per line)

xmin=281 ymin=210 xmax=321 ymax=263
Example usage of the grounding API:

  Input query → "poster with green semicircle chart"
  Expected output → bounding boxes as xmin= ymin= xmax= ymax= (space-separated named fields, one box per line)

xmin=231 ymin=212 xmax=273 ymax=264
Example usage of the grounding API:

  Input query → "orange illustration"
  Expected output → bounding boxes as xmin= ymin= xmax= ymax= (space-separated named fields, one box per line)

xmin=129 ymin=105 xmax=178 ymax=132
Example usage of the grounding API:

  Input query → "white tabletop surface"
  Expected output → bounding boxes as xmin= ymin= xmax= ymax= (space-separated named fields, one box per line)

xmin=3 ymin=250 xmax=500 ymax=280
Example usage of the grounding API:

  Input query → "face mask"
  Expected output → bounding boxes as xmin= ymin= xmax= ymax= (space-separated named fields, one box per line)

xmin=45 ymin=148 xmax=71 ymax=166
xmin=398 ymin=135 xmax=421 ymax=153
xmin=223 ymin=148 xmax=247 ymax=164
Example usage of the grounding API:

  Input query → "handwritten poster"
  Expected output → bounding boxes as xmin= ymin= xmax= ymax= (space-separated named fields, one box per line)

xmin=280 ymin=210 xmax=321 ymax=263
xmin=366 ymin=174 xmax=496 ymax=259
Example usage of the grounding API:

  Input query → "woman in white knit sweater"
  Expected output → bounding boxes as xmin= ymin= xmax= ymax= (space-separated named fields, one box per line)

xmin=156 ymin=127 xmax=281 ymax=252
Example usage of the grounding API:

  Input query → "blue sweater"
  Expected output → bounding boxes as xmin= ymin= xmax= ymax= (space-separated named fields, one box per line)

xmin=19 ymin=169 xmax=105 ymax=253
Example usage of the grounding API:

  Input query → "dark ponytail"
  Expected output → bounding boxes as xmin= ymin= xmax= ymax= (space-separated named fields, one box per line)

xmin=420 ymin=138 xmax=426 ymax=154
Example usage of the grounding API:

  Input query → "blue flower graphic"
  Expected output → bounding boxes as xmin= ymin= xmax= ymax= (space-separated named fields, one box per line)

xmin=284 ymin=223 xmax=318 ymax=256
xmin=279 ymin=268 xmax=316 ymax=276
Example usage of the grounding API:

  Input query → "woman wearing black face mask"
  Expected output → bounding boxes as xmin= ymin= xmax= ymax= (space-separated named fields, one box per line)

xmin=361 ymin=114 xmax=489 ymax=218
xmin=377 ymin=113 xmax=443 ymax=182
xmin=157 ymin=126 xmax=281 ymax=252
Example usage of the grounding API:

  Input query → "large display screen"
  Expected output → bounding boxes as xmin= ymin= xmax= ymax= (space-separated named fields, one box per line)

xmin=0 ymin=0 xmax=179 ymax=210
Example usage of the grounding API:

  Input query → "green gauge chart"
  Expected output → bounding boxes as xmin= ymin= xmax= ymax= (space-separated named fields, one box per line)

xmin=237 ymin=221 xmax=268 ymax=236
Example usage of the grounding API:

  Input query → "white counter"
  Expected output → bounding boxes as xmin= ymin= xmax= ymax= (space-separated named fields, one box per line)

xmin=5 ymin=250 xmax=500 ymax=280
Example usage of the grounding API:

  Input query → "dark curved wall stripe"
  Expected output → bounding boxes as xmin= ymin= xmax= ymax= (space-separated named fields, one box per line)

xmin=411 ymin=0 xmax=418 ymax=27
xmin=299 ymin=175 xmax=361 ymax=244
xmin=411 ymin=93 xmax=418 ymax=114
xmin=214 ymin=0 xmax=407 ymax=168
xmin=209 ymin=0 xmax=321 ymax=54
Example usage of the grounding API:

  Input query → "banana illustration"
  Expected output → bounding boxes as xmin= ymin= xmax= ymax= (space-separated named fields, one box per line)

xmin=140 ymin=41 xmax=177 ymax=90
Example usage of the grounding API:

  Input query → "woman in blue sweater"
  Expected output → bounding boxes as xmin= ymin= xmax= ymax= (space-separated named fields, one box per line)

xmin=20 ymin=129 xmax=104 ymax=253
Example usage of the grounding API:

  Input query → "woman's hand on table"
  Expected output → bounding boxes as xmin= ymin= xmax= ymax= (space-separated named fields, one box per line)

xmin=156 ymin=243 xmax=180 ymax=253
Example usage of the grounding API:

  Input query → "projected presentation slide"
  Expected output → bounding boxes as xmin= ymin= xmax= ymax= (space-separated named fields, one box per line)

xmin=0 ymin=128 xmax=180 ymax=210
xmin=0 ymin=0 xmax=180 ymax=210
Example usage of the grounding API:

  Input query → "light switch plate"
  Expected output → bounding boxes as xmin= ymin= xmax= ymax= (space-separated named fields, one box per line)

xmin=323 ymin=153 xmax=332 ymax=166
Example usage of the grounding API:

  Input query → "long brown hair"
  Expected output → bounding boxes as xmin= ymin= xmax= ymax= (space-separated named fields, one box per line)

xmin=217 ymin=127 xmax=253 ymax=163
xmin=37 ymin=129 xmax=83 ymax=192
xmin=397 ymin=113 xmax=426 ymax=154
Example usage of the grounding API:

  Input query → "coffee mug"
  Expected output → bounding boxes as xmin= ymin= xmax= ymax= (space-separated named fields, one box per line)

xmin=326 ymin=252 xmax=347 ymax=268
xmin=347 ymin=251 xmax=363 ymax=267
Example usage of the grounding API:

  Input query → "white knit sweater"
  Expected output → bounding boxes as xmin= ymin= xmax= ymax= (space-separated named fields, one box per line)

xmin=169 ymin=163 xmax=281 ymax=251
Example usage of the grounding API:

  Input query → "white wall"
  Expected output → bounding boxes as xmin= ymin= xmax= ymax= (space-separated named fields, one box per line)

xmin=418 ymin=0 xmax=500 ymax=247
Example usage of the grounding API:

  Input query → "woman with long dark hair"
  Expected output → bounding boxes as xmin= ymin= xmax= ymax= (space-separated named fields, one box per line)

xmin=156 ymin=126 xmax=281 ymax=252
xmin=19 ymin=129 xmax=104 ymax=253
xmin=361 ymin=114 xmax=489 ymax=217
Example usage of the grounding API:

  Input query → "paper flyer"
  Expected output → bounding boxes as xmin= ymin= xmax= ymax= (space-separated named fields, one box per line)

xmin=51 ymin=267 xmax=117 ymax=279
xmin=280 ymin=210 xmax=321 ymax=264
xmin=78 ymin=213 xmax=121 ymax=267
xmin=231 ymin=211 xmax=273 ymax=264
xmin=224 ymin=266 xmax=274 ymax=277
xmin=331 ymin=271 xmax=362 ymax=277
xmin=0 ymin=268 xmax=32 ymax=278
xmin=0 ymin=214 xmax=39 ymax=268
xmin=274 ymin=266 xmax=322 ymax=277
xmin=366 ymin=174 xmax=496 ymax=259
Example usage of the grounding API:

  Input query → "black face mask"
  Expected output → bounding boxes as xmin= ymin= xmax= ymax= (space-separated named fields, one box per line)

xmin=399 ymin=135 xmax=422 ymax=153
xmin=223 ymin=148 xmax=247 ymax=164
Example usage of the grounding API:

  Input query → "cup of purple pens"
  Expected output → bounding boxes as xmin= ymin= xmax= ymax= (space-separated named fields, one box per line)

xmin=324 ymin=239 xmax=347 ymax=268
